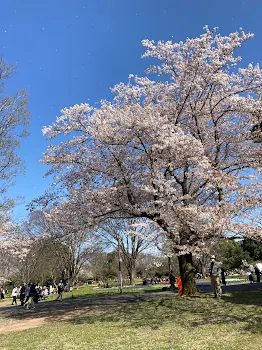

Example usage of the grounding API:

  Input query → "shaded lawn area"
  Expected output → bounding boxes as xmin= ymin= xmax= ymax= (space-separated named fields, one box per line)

xmin=0 ymin=291 xmax=262 ymax=350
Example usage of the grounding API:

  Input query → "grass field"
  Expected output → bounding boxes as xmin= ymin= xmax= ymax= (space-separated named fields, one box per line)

xmin=46 ymin=284 xmax=166 ymax=303
xmin=0 ymin=290 xmax=262 ymax=350
xmin=0 ymin=284 xmax=166 ymax=306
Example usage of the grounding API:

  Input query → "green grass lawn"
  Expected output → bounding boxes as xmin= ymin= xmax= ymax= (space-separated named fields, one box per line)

xmin=1 ymin=290 xmax=262 ymax=349
xmin=47 ymin=284 xmax=166 ymax=301
xmin=0 ymin=284 xmax=166 ymax=306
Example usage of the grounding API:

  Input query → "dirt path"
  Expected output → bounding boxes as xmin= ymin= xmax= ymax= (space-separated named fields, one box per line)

xmin=0 ymin=318 xmax=47 ymax=334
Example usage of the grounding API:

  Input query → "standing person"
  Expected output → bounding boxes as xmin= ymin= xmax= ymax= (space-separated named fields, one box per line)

xmin=169 ymin=270 xmax=176 ymax=291
xmin=56 ymin=280 xmax=64 ymax=302
xmin=254 ymin=265 xmax=261 ymax=283
xmin=31 ymin=283 xmax=39 ymax=305
xmin=24 ymin=283 xmax=31 ymax=307
xmin=25 ymin=283 xmax=38 ymax=310
xmin=221 ymin=268 xmax=227 ymax=285
xmin=0 ymin=286 xmax=5 ymax=300
xmin=49 ymin=284 xmax=54 ymax=294
xmin=209 ymin=255 xmax=222 ymax=298
xmin=19 ymin=283 xmax=26 ymax=306
xmin=11 ymin=286 xmax=18 ymax=305
xmin=247 ymin=265 xmax=255 ymax=283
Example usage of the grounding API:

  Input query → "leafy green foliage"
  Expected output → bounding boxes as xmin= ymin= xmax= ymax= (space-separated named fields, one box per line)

xmin=218 ymin=239 xmax=250 ymax=270
xmin=241 ymin=238 xmax=262 ymax=261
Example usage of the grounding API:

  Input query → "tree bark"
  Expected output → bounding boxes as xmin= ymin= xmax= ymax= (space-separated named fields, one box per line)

xmin=127 ymin=262 xmax=136 ymax=285
xmin=178 ymin=253 xmax=198 ymax=296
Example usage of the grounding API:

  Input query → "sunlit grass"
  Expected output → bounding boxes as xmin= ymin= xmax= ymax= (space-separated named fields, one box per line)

xmin=46 ymin=284 xmax=166 ymax=301
xmin=1 ymin=291 xmax=262 ymax=349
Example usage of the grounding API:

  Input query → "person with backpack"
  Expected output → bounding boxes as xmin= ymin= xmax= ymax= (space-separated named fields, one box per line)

xmin=209 ymin=255 xmax=222 ymax=298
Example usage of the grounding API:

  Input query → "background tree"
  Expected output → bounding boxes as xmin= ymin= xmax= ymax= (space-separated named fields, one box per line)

xmin=136 ymin=253 xmax=176 ymax=279
xmin=60 ymin=228 xmax=103 ymax=284
xmin=39 ymin=28 xmax=262 ymax=295
xmin=0 ymin=220 xmax=30 ymax=281
xmin=25 ymin=210 xmax=102 ymax=284
xmin=15 ymin=237 xmax=69 ymax=285
xmin=0 ymin=56 xmax=29 ymax=218
xmin=218 ymin=239 xmax=250 ymax=270
xmin=241 ymin=238 xmax=262 ymax=261
xmin=87 ymin=250 xmax=119 ymax=283
xmin=98 ymin=218 xmax=157 ymax=285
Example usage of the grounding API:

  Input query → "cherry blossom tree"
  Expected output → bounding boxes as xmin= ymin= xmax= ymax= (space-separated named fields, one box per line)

xmin=39 ymin=27 xmax=262 ymax=295
xmin=0 ymin=218 xmax=31 ymax=280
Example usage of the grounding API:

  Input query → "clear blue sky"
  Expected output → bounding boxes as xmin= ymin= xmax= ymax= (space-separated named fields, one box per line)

xmin=0 ymin=0 xmax=261 ymax=221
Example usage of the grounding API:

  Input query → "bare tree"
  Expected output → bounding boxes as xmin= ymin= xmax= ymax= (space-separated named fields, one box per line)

xmin=0 ymin=56 xmax=29 ymax=217
xmin=24 ymin=210 xmax=102 ymax=284
xmin=98 ymin=218 xmax=157 ymax=285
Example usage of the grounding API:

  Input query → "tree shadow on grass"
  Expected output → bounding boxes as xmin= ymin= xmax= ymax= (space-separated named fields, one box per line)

xmin=220 ymin=290 xmax=262 ymax=333
xmin=1 ymin=290 xmax=261 ymax=335
xmin=222 ymin=290 xmax=262 ymax=306
xmin=65 ymin=293 xmax=262 ymax=334
xmin=0 ymin=292 xmax=175 ymax=323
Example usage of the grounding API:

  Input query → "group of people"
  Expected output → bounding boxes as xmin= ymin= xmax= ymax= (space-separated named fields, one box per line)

xmin=209 ymin=255 xmax=262 ymax=298
xmin=11 ymin=283 xmax=52 ymax=308
xmin=0 ymin=279 xmax=73 ymax=308
xmin=9 ymin=283 xmax=39 ymax=308
xmin=5 ymin=283 xmax=58 ymax=309
xmin=246 ymin=264 xmax=261 ymax=283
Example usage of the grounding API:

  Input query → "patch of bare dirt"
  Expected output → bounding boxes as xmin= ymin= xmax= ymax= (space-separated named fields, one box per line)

xmin=0 ymin=305 xmax=100 ymax=335
xmin=0 ymin=317 xmax=47 ymax=334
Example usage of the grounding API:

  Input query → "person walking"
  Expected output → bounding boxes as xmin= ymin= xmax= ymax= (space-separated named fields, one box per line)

xmin=19 ymin=283 xmax=26 ymax=306
xmin=24 ymin=283 xmax=31 ymax=308
xmin=25 ymin=283 xmax=38 ymax=310
xmin=209 ymin=255 xmax=222 ymax=298
xmin=11 ymin=286 xmax=18 ymax=305
xmin=56 ymin=280 xmax=64 ymax=302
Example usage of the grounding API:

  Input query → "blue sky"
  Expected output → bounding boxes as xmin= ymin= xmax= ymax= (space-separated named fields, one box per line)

xmin=0 ymin=0 xmax=262 ymax=221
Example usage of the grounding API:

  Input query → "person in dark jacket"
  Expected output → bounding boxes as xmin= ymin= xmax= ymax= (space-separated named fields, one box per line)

xmin=254 ymin=265 xmax=261 ymax=283
xmin=19 ymin=283 xmax=26 ymax=306
xmin=56 ymin=280 xmax=64 ymax=301
xmin=169 ymin=270 xmax=176 ymax=290
xmin=221 ymin=268 xmax=226 ymax=285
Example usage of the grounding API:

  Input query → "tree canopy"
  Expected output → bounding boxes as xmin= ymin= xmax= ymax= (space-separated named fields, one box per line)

xmin=37 ymin=27 xmax=262 ymax=294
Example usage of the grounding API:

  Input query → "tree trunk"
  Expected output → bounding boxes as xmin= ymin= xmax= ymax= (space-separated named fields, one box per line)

xmin=201 ymin=266 xmax=207 ymax=279
xmin=127 ymin=266 xmax=136 ymax=285
xmin=178 ymin=253 xmax=198 ymax=296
